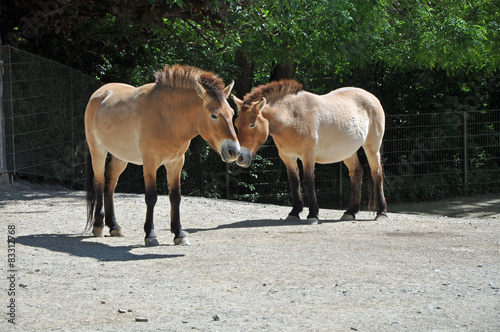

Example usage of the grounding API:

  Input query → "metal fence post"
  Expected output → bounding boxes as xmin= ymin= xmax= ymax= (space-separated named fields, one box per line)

xmin=226 ymin=163 xmax=230 ymax=199
xmin=463 ymin=111 xmax=468 ymax=196
xmin=0 ymin=42 xmax=8 ymax=186
xmin=7 ymin=46 xmax=15 ymax=176
xmin=70 ymin=69 xmax=75 ymax=186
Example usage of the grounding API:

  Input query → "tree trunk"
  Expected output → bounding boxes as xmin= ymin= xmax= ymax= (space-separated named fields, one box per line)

xmin=234 ymin=50 xmax=254 ymax=98
xmin=270 ymin=61 xmax=297 ymax=81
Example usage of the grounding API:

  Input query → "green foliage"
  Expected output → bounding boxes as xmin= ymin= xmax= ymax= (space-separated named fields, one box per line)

xmin=4 ymin=0 xmax=498 ymax=84
xmin=375 ymin=0 xmax=499 ymax=73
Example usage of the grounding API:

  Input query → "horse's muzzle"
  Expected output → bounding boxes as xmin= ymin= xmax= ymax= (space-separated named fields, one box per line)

xmin=220 ymin=140 xmax=241 ymax=163
xmin=235 ymin=147 xmax=252 ymax=168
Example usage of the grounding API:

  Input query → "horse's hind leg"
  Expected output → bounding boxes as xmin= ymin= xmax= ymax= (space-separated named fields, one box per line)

xmin=87 ymin=145 xmax=107 ymax=237
xmin=104 ymin=156 xmax=127 ymax=236
xmin=341 ymin=153 xmax=364 ymax=221
xmin=364 ymin=147 xmax=388 ymax=220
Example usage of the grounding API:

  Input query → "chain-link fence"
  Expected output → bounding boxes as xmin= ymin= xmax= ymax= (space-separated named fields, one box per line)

xmin=383 ymin=110 xmax=500 ymax=202
xmin=1 ymin=46 xmax=101 ymax=186
xmin=1 ymin=46 xmax=499 ymax=208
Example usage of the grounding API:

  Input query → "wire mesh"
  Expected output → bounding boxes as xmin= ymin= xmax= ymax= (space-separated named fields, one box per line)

xmin=2 ymin=46 xmax=101 ymax=186
xmin=383 ymin=110 xmax=500 ymax=201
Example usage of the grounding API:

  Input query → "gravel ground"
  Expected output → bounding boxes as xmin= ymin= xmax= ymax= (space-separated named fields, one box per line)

xmin=1 ymin=181 xmax=499 ymax=331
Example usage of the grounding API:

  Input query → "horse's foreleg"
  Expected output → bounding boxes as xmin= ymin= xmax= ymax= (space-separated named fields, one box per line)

xmin=104 ymin=157 xmax=127 ymax=237
xmin=166 ymin=157 xmax=189 ymax=245
xmin=143 ymin=160 xmax=160 ymax=246
xmin=302 ymin=156 xmax=319 ymax=225
xmin=341 ymin=153 xmax=364 ymax=221
xmin=365 ymin=149 xmax=388 ymax=220
xmin=280 ymin=154 xmax=303 ymax=220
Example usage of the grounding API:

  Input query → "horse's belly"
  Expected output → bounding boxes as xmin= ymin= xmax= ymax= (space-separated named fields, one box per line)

xmin=108 ymin=146 xmax=143 ymax=165
xmin=94 ymin=125 xmax=144 ymax=164
xmin=314 ymin=129 xmax=366 ymax=164
xmin=97 ymin=134 xmax=144 ymax=165
xmin=315 ymin=141 xmax=362 ymax=163
xmin=92 ymin=105 xmax=145 ymax=164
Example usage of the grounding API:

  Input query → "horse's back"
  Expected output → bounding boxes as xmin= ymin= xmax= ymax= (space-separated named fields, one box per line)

xmin=329 ymin=86 xmax=385 ymax=135
xmin=320 ymin=87 xmax=384 ymax=126
xmin=86 ymin=83 xmax=144 ymax=128
xmin=85 ymin=83 xmax=154 ymax=164
xmin=326 ymin=87 xmax=382 ymax=108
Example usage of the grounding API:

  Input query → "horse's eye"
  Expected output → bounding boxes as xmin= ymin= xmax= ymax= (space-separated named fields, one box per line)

xmin=249 ymin=122 xmax=256 ymax=128
xmin=211 ymin=114 xmax=218 ymax=119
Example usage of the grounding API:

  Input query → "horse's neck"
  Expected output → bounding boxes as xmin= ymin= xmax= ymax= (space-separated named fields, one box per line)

xmin=263 ymin=102 xmax=293 ymax=136
xmin=264 ymin=93 xmax=319 ymax=142
xmin=158 ymin=89 xmax=203 ymax=138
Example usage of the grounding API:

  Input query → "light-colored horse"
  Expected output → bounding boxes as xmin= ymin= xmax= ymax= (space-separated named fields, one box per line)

xmin=233 ymin=79 xmax=387 ymax=223
xmin=85 ymin=65 xmax=240 ymax=246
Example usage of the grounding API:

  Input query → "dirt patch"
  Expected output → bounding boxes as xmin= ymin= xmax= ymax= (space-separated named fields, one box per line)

xmin=1 ymin=182 xmax=499 ymax=331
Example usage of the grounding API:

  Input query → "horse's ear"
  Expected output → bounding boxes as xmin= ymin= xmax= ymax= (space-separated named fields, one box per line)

xmin=223 ymin=81 xmax=234 ymax=98
xmin=232 ymin=95 xmax=243 ymax=109
xmin=232 ymin=95 xmax=243 ymax=116
xmin=195 ymin=81 xmax=207 ymax=100
xmin=256 ymin=98 xmax=266 ymax=113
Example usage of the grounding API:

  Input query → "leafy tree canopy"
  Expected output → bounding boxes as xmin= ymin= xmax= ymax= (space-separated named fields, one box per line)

xmin=1 ymin=0 xmax=499 ymax=98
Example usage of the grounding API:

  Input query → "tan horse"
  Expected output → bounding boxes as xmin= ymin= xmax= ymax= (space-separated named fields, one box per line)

xmin=85 ymin=65 xmax=240 ymax=246
xmin=233 ymin=80 xmax=387 ymax=223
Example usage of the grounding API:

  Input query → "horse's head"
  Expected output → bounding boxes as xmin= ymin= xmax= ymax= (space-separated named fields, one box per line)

xmin=232 ymin=96 xmax=269 ymax=168
xmin=195 ymin=80 xmax=240 ymax=163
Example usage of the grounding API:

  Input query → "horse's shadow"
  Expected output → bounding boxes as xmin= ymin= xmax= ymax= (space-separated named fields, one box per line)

xmin=16 ymin=234 xmax=183 ymax=262
xmin=186 ymin=217 xmax=364 ymax=234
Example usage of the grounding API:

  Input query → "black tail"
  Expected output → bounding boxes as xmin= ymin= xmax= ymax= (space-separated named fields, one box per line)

xmin=85 ymin=146 xmax=96 ymax=233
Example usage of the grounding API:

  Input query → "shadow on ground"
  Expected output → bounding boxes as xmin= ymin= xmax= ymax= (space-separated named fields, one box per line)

xmin=185 ymin=217 xmax=364 ymax=234
xmin=16 ymin=234 xmax=183 ymax=262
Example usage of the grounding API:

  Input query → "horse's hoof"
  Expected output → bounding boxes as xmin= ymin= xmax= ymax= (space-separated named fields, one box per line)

xmin=340 ymin=213 xmax=355 ymax=221
xmin=174 ymin=237 xmax=190 ymax=246
xmin=375 ymin=213 xmax=388 ymax=221
xmin=307 ymin=217 xmax=319 ymax=225
xmin=110 ymin=227 xmax=125 ymax=237
xmin=145 ymin=237 xmax=160 ymax=246
xmin=286 ymin=215 xmax=300 ymax=221
xmin=92 ymin=226 xmax=104 ymax=237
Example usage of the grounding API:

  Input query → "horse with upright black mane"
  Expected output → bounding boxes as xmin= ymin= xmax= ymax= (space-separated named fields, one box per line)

xmin=233 ymin=79 xmax=387 ymax=223
xmin=85 ymin=64 xmax=240 ymax=246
